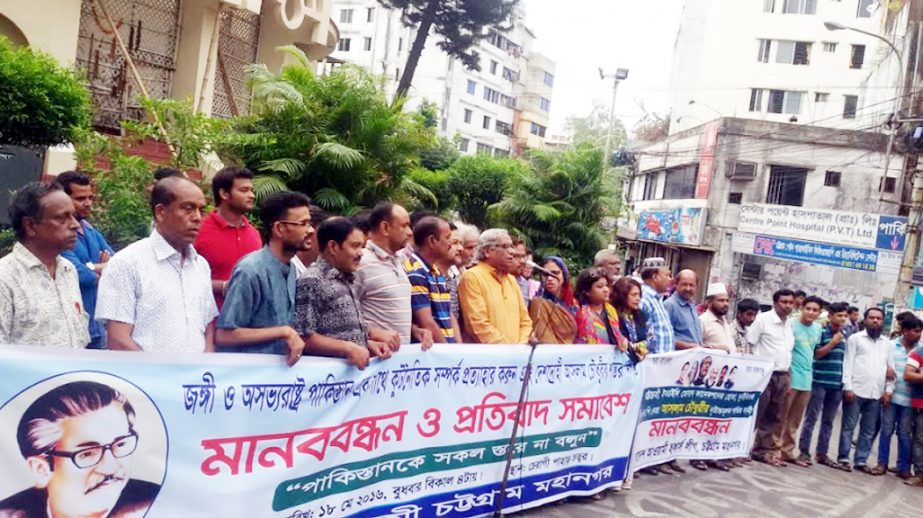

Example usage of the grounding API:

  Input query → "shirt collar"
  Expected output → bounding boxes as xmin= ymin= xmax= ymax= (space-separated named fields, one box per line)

xmin=477 ymin=261 xmax=508 ymax=281
xmin=260 ymin=246 xmax=291 ymax=276
xmin=670 ymin=291 xmax=694 ymax=307
xmin=210 ymin=210 xmax=251 ymax=229
xmin=150 ymin=229 xmax=197 ymax=262
xmin=706 ymin=308 xmax=727 ymax=323
xmin=411 ymin=251 xmax=441 ymax=276
xmin=317 ymin=257 xmax=353 ymax=283
xmin=12 ymin=242 xmax=66 ymax=272
xmin=366 ymin=240 xmax=399 ymax=263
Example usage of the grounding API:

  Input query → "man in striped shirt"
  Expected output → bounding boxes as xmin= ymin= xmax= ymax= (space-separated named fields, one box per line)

xmin=405 ymin=217 xmax=461 ymax=343
xmin=798 ymin=301 xmax=849 ymax=467
xmin=355 ymin=203 xmax=432 ymax=348
xmin=874 ymin=315 xmax=921 ymax=477
xmin=640 ymin=265 xmax=674 ymax=354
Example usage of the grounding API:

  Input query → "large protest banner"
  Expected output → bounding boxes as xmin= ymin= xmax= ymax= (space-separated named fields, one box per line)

xmin=630 ymin=349 xmax=773 ymax=470
xmin=0 ymin=344 xmax=641 ymax=518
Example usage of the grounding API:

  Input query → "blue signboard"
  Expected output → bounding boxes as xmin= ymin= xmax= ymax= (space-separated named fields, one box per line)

xmin=751 ymin=234 xmax=878 ymax=272
xmin=636 ymin=208 xmax=706 ymax=246
xmin=876 ymin=215 xmax=907 ymax=252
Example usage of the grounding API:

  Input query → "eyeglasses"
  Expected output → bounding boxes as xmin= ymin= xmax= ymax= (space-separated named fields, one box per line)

xmin=278 ymin=220 xmax=314 ymax=229
xmin=45 ymin=432 xmax=138 ymax=469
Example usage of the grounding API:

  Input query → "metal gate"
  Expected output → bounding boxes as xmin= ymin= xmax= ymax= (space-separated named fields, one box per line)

xmin=211 ymin=6 xmax=261 ymax=118
xmin=75 ymin=0 xmax=182 ymax=133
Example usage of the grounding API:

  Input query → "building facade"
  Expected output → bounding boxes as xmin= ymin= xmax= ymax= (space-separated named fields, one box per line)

xmin=329 ymin=0 xmax=556 ymax=156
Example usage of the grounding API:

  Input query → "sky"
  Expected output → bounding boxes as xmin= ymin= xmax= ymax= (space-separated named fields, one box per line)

xmin=521 ymin=0 xmax=686 ymax=136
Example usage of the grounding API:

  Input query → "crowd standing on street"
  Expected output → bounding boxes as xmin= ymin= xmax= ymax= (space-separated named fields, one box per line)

xmin=3 ymin=171 xmax=923 ymax=502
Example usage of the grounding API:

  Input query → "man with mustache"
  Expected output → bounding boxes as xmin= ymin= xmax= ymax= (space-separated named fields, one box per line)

xmin=96 ymin=177 xmax=218 ymax=353
xmin=0 ymin=381 xmax=160 ymax=517
xmin=293 ymin=217 xmax=395 ymax=369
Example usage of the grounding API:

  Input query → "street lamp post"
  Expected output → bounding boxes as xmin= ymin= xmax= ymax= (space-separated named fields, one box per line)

xmin=599 ymin=67 xmax=629 ymax=169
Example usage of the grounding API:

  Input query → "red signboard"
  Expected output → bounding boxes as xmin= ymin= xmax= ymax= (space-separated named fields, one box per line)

xmin=694 ymin=121 xmax=720 ymax=199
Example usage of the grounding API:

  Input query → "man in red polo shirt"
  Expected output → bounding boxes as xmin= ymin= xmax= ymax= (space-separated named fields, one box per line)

xmin=195 ymin=166 xmax=262 ymax=309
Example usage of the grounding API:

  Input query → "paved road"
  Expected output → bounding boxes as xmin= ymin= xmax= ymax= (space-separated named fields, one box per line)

xmin=518 ymin=461 xmax=923 ymax=517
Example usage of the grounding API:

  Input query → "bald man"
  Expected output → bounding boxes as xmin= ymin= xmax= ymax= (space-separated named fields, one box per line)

xmin=663 ymin=269 xmax=703 ymax=350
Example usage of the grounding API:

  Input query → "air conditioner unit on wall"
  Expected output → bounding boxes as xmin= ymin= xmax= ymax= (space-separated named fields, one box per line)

xmin=741 ymin=262 xmax=762 ymax=280
xmin=726 ymin=161 xmax=758 ymax=180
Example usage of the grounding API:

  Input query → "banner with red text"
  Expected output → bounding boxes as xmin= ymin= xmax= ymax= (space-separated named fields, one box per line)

xmin=630 ymin=349 xmax=773 ymax=470
xmin=0 ymin=344 xmax=641 ymax=518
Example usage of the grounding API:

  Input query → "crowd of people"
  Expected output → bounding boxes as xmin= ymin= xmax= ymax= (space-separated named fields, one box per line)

xmin=2 ymin=167 xmax=923 ymax=497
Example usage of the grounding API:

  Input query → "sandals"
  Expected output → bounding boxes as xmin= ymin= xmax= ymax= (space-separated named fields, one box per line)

xmin=837 ymin=461 xmax=853 ymax=472
xmin=787 ymin=457 xmax=811 ymax=468
xmin=755 ymin=454 xmax=787 ymax=467
xmin=796 ymin=453 xmax=814 ymax=466
xmin=817 ymin=456 xmax=840 ymax=469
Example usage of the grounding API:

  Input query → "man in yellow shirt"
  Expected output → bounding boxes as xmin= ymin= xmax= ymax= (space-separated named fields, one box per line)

xmin=458 ymin=229 xmax=533 ymax=344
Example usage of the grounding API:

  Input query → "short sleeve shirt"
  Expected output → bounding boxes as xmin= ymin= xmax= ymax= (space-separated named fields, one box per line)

xmin=813 ymin=324 xmax=846 ymax=390
xmin=194 ymin=211 xmax=262 ymax=309
xmin=293 ymin=258 xmax=368 ymax=346
xmin=404 ymin=252 xmax=455 ymax=343
xmin=907 ymin=345 xmax=923 ymax=409
xmin=664 ymin=292 xmax=703 ymax=345
xmin=354 ymin=241 xmax=412 ymax=343
xmin=791 ymin=320 xmax=822 ymax=390
xmin=640 ymin=284 xmax=674 ymax=354
xmin=747 ymin=310 xmax=794 ymax=371
xmin=217 ymin=247 xmax=297 ymax=355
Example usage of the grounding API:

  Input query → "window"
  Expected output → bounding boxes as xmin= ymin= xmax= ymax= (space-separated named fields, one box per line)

xmin=367 ymin=7 xmax=374 ymax=22
xmin=463 ymin=109 xmax=472 ymax=123
xmin=815 ymin=92 xmax=829 ymax=102
xmin=766 ymin=165 xmax=808 ymax=206
xmin=500 ymin=94 xmax=516 ymax=109
xmin=776 ymin=40 xmax=811 ymax=65
xmin=823 ymin=42 xmax=837 ymax=52
xmin=483 ymin=86 xmax=500 ymax=104
xmin=782 ymin=0 xmax=816 ymax=14
xmin=494 ymin=148 xmax=510 ymax=157
xmin=459 ymin=138 xmax=469 ymax=152
xmin=768 ymin=90 xmax=802 ymax=114
xmin=824 ymin=170 xmax=842 ymax=187
xmin=763 ymin=0 xmax=775 ymax=12
xmin=496 ymin=120 xmax=512 ymax=136
xmin=540 ymin=97 xmax=551 ymax=112
xmin=662 ymin=164 xmax=698 ymax=200
xmin=728 ymin=192 xmax=743 ymax=204
xmin=502 ymin=67 xmax=519 ymax=82
xmin=467 ymin=80 xmax=476 ymax=95
xmin=642 ymin=173 xmax=657 ymax=201
xmin=757 ymin=39 xmax=772 ymax=63
xmin=749 ymin=88 xmax=764 ymax=112
xmin=543 ymin=72 xmax=554 ymax=87
xmin=476 ymin=142 xmax=493 ymax=155
xmin=880 ymin=176 xmax=897 ymax=193
xmin=857 ymin=0 xmax=875 ymax=18
xmin=850 ymin=44 xmax=865 ymax=69
xmin=483 ymin=115 xmax=491 ymax=129
xmin=339 ymin=9 xmax=354 ymax=23
xmin=337 ymin=38 xmax=351 ymax=52
xmin=364 ymin=38 xmax=372 ymax=51
xmin=490 ymin=60 xmax=498 ymax=74
xmin=843 ymin=95 xmax=858 ymax=119
xmin=530 ymin=122 xmax=547 ymax=137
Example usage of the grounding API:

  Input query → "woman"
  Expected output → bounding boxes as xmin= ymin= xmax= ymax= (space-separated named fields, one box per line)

xmin=528 ymin=256 xmax=578 ymax=344
xmin=610 ymin=277 xmax=649 ymax=362
xmin=573 ymin=268 xmax=628 ymax=350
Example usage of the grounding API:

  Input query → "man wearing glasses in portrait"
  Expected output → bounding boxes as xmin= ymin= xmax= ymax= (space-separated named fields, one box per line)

xmin=0 ymin=381 xmax=159 ymax=518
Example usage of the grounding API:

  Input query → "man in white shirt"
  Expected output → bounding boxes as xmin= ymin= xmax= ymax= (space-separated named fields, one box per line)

xmin=0 ymin=182 xmax=89 ymax=349
xmin=700 ymin=282 xmax=734 ymax=352
xmin=836 ymin=307 xmax=895 ymax=472
xmin=746 ymin=288 xmax=796 ymax=466
xmin=97 ymin=177 xmax=218 ymax=353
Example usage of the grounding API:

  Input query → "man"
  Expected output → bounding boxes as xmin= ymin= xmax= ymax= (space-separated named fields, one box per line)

xmin=903 ymin=324 xmax=923 ymax=486
xmin=294 ymin=217 xmax=397 ymax=369
xmin=446 ymin=223 xmax=464 ymax=325
xmin=779 ymin=295 xmax=824 ymax=467
xmin=874 ymin=315 xmax=921 ymax=478
xmin=455 ymin=223 xmax=480 ymax=269
xmin=732 ymin=298 xmax=760 ymax=354
xmin=194 ymin=166 xmax=262 ymax=310
xmin=843 ymin=306 xmax=861 ymax=336
xmin=292 ymin=205 xmax=330 ymax=276
xmin=96 ymin=177 xmax=218 ymax=353
xmin=0 ymin=381 xmax=159 ymax=517
xmin=354 ymin=202 xmax=430 ymax=347
xmin=790 ymin=289 xmax=807 ymax=322
xmin=0 ymin=182 xmax=88 ymax=349
xmin=700 ymin=283 xmax=734 ymax=352
xmin=837 ymin=307 xmax=895 ymax=473
xmin=405 ymin=217 xmax=462 ymax=344
xmin=458 ymin=229 xmax=532 ymax=344
xmin=640 ymin=265 xmax=674 ymax=355
xmin=747 ymin=289 xmax=796 ymax=467
xmin=664 ymin=269 xmax=703 ymax=350
xmin=511 ymin=239 xmax=531 ymax=304
xmin=215 ymin=192 xmax=313 ymax=365
xmin=594 ymin=247 xmax=622 ymax=285
xmin=799 ymin=301 xmax=850 ymax=468
xmin=56 ymin=172 xmax=116 ymax=350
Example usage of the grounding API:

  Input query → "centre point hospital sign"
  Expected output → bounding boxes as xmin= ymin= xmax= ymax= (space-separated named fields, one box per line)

xmin=737 ymin=203 xmax=907 ymax=252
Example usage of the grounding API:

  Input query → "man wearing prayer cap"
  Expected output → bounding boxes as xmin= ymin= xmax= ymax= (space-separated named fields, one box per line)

xmin=700 ymin=282 xmax=734 ymax=352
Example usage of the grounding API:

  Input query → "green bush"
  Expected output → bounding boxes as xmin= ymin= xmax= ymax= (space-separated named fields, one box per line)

xmin=0 ymin=36 xmax=91 ymax=148
xmin=406 ymin=167 xmax=455 ymax=213
xmin=447 ymin=154 xmax=527 ymax=229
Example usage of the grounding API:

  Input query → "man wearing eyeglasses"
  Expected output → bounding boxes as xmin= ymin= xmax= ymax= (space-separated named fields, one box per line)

xmin=216 ymin=191 xmax=313 ymax=365
xmin=0 ymin=381 xmax=159 ymax=517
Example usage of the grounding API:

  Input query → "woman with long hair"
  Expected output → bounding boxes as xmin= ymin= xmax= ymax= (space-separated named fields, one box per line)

xmin=573 ymin=268 xmax=628 ymax=350
xmin=528 ymin=256 xmax=578 ymax=344
xmin=610 ymin=277 xmax=649 ymax=362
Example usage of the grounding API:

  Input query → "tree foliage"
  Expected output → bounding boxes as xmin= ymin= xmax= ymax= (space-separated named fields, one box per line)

xmin=562 ymin=100 xmax=627 ymax=148
xmin=218 ymin=48 xmax=436 ymax=212
xmin=419 ymin=136 xmax=460 ymax=171
xmin=378 ymin=0 xmax=519 ymax=96
xmin=0 ymin=36 xmax=91 ymax=148
xmin=122 ymin=97 xmax=227 ymax=170
xmin=633 ymin=110 xmax=671 ymax=143
xmin=490 ymin=146 xmax=613 ymax=265
xmin=447 ymin=154 xmax=526 ymax=229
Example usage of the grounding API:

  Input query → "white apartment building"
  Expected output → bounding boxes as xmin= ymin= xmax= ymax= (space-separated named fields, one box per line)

xmin=329 ymin=0 xmax=555 ymax=156
xmin=669 ymin=0 xmax=889 ymax=134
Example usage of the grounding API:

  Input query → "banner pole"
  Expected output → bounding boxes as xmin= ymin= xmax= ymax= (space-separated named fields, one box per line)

xmin=493 ymin=341 xmax=538 ymax=517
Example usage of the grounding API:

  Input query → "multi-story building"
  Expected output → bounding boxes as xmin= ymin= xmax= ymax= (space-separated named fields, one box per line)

xmin=330 ymin=0 xmax=555 ymax=156
xmin=669 ymin=0 xmax=887 ymax=134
